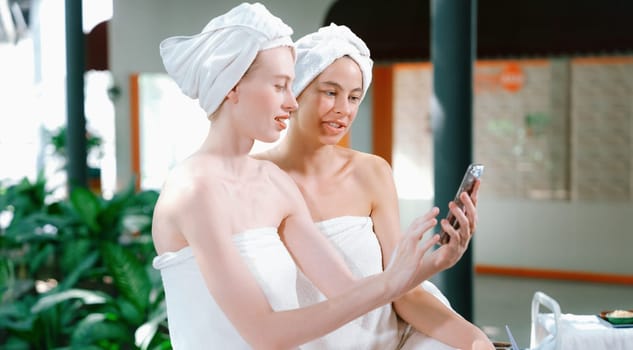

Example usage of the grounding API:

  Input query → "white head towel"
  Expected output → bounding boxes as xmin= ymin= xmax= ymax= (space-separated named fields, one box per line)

xmin=293 ymin=23 xmax=373 ymax=100
xmin=160 ymin=2 xmax=294 ymax=117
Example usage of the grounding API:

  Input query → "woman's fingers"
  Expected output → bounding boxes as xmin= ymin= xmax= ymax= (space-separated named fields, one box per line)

xmin=418 ymin=233 xmax=439 ymax=253
xmin=406 ymin=211 xmax=439 ymax=241
xmin=470 ymin=179 xmax=481 ymax=206
xmin=439 ymin=216 xmax=460 ymax=246
xmin=464 ymin=179 xmax=481 ymax=232
xmin=423 ymin=206 xmax=440 ymax=220
xmin=460 ymin=192 xmax=478 ymax=233
xmin=449 ymin=201 xmax=470 ymax=238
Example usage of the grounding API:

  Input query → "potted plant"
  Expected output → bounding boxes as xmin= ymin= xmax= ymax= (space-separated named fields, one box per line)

xmin=0 ymin=176 xmax=170 ymax=349
xmin=48 ymin=126 xmax=104 ymax=193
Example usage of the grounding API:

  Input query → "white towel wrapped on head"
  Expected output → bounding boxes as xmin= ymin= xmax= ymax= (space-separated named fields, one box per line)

xmin=160 ymin=2 xmax=294 ymax=117
xmin=293 ymin=23 xmax=373 ymax=100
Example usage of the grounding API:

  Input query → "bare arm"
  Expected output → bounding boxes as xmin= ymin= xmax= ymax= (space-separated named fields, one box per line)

xmin=173 ymin=172 xmax=438 ymax=350
xmin=367 ymin=157 xmax=493 ymax=350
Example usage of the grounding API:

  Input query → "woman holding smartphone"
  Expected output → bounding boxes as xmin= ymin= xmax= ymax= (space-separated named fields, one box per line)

xmin=151 ymin=4 xmax=473 ymax=349
xmin=257 ymin=24 xmax=493 ymax=350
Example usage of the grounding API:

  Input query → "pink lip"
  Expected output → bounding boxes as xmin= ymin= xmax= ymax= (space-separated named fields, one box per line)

xmin=322 ymin=120 xmax=347 ymax=135
xmin=275 ymin=116 xmax=289 ymax=130
xmin=323 ymin=119 xmax=348 ymax=128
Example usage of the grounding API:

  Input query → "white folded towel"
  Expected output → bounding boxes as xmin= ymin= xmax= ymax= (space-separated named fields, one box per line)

xmin=159 ymin=2 xmax=294 ymax=117
xmin=293 ymin=24 xmax=373 ymax=100
xmin=298 ymin=216 xmax=400 ymax=350
xmin=154 ymin=227 xmax=298 ymax=349
xmin=298 ymin=216 xmax=457 ymax=350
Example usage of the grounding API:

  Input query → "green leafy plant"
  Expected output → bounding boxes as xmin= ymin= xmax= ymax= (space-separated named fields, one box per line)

xmin=49 ymin=126 xmax=103 ymax=160
xmin=0 ymin=176 xmax=170 ymax=349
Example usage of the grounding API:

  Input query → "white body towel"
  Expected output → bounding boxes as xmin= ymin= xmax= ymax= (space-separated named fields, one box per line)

xmin=153 ymin=227 xmax=298 ymax=350
xmin=299 ymin=216 xmax=457 ymax=350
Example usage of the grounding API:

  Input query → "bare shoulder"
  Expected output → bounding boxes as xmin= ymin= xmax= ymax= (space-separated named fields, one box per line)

xmin=162 ymin=157 xmax=218 ymax=196
xmin=152 ymin=156 xmax=229 ymax=253
xmin=257 ymin=158 xmax=299 ymax=192
xmin=345 ymin=148 xmax=393 ymax=181
xmin=154 ymin=156 xmax=227 ymax=222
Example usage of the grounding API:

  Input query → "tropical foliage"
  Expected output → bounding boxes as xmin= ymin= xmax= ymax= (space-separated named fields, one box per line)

xmin=0 ymin=174 xmax=169 ymax=349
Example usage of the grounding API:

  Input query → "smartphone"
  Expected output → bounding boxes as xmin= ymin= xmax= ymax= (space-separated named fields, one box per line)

xmin=438 ymin=163 xmax=484 ymax=245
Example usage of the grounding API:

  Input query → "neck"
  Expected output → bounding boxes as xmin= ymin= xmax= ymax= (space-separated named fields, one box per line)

xmin=197 ymin=118 xmax=255 ymax=173
xmin=200 ymin=115 xmax=255 ymax=157
xmin=277 ymin=128 xmax=338 ymax=175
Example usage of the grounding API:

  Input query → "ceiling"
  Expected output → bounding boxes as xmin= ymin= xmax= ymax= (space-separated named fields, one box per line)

xmin=4 ymin=0 xmax=632 ymax=63
xmin=325 ymin=0 xmax=633 ymax=61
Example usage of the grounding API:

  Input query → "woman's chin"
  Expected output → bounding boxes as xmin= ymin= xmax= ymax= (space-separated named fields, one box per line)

xmin=320 ymin=135 xmax=344 ymax=146
xmin=258 ymin=134 xmax=282 ymax=144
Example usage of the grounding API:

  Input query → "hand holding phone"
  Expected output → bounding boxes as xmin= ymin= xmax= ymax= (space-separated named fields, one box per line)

xmin=438 ymin=164 xmax=484 ymax=245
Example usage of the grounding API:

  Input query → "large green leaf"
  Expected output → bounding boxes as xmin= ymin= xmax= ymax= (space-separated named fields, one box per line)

xmin=116 ymin=296 xmax=143 ymax=325
xmin=97 ymin=180 xmax=137 ymax=232
xmin=59 ymin=238 xmax=94 ymax=276
xmin=69 ymin=187 xmax=101 ymax=233
xmin=70 ymin=313 xmax=130 ymax=346
xmin=148 ymin=337 xmax=172 ymax=350
xmin=36 ymin=306 xmax=63 ymax=348
xmin=2 ymin=212 xmax=62 ymax=244
xmin=0 ymin=257 xmax=13 ymax=296
xmin=31 ymin=289 xmax=108 ymax=314
xmin=101 ymin=243 xmax=151 ymax=313
xmin=99 ymin=198 xmax=132 ymax=238
xmin=28 ymin=243 xmax=55 ymax=275
xmin=57 ymin=250 xmax=99 ymax=290
xmin=1 ymin=336 xmax=30 ymax=350
xmin=0 ymin=278 xmax=34 ymax=304
xmin=0 ymin=300 xmax=35 ymax=330
xmin=135 ymin=301 xmax=167 ymax=350
xmin=0 ymin=174 xmax=48 ymax=222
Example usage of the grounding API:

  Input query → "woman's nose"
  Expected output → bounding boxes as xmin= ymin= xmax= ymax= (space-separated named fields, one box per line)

xmin=334 ymin=98 xmax=351 ymax=115
xmin=284 ymin=91 xmax=298 ymax=112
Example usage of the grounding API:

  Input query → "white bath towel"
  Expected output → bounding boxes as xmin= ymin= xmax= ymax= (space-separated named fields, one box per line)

xmin=153 ymin=227 xmax=298 ymax=350
xmin=299 ymin=216 xmax=457 ymax=350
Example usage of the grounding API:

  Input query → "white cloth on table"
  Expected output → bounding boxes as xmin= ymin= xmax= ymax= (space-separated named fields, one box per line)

xmin=298 ymin=216 xmax=456 ymax=350
xmin=153 ymin=227 xmax=298 ymax=350
xmin=535 ymin=313 xmax=633 ymax=350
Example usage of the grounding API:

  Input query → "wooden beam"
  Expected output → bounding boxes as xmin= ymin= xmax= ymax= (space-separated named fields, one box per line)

xmin=129 ymin=73 xmax=141 ymax=191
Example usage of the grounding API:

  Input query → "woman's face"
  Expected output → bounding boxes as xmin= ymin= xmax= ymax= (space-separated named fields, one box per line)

xmin=294 ymin=56 xmax=363 ymax=145
xmin=230 ymin=46 xmax=297 ymax=143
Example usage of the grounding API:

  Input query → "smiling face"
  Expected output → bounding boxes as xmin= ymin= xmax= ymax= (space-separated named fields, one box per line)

xmin=292 ymin=56 xmax=363 ymax=146
xmin=228 ymin=46 xmax=297 ymax=143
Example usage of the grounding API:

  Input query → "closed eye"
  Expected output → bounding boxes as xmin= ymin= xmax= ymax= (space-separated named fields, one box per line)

xmin=275 ymin=84 xmax=291 ymax=93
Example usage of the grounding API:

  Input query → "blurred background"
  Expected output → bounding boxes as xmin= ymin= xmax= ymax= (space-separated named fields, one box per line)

xmin=1 ymin=0 xmax=631 ymax=348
